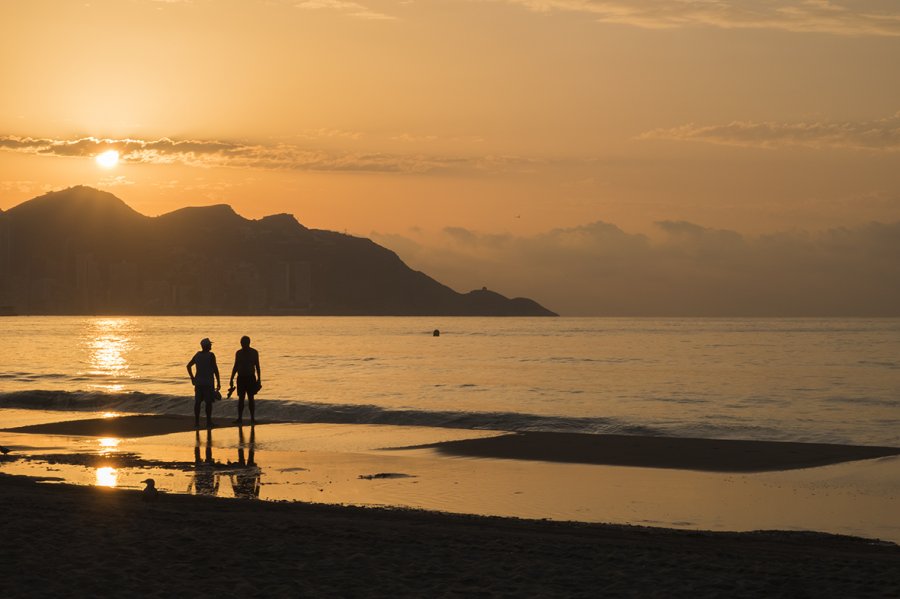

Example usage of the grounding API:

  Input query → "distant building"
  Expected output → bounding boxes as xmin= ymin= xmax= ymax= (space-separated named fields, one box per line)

xmin=108 ymin=260 xmax=140 ymax=311
xmin=75 ymin=253 xmax=101 ymax=312
xmin=273 ymin=260 xmax=311 ymax=312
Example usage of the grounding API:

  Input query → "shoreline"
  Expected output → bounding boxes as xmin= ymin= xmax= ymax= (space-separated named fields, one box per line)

xmin=3 ymin=411 xmax=900 ymax=549
xmin=1 ymin=472 xmax=898 ymax=597
xmin=2 ymin=414 xmax=264 ymax=438
xmin=6 ymin=414 xmax=900 ymax=472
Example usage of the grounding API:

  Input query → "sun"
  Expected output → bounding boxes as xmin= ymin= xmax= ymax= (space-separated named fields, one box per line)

xmin=95 ymin=150 xmax=120 ymax=169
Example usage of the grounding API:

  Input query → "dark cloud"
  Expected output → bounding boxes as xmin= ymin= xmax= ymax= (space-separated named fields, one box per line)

xmin=373 ymin=220 xmax=900 ymax=316
xmin=640 ymin=113 xmax=900 ymax=151
xmin=503 ymin=1 xmax=900 ymax=37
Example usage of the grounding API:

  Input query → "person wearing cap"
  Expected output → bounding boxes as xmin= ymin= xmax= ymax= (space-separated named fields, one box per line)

xmin=187 ymin=337 xmax=221 ymax=429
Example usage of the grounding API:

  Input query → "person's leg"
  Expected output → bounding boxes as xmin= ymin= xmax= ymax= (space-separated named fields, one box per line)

xmin=193 ymin=388 xmax=202 ymax=429
xmin=205 ymin=396 xmax=213 ymax=429
xmin=248 ymin=392 xmax=256 ymax=424
xmin=235 ymin=391 xmax=245 ymax=423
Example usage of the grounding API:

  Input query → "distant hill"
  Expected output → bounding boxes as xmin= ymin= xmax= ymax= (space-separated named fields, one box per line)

xmin=0 ymin=186 xmax=556 ymax=316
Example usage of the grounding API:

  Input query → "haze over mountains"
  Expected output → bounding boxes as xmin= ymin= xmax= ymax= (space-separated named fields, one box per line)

xmin=0 ymin=187 xmax=555 ymax=316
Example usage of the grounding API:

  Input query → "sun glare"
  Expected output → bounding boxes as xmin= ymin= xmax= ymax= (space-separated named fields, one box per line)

xmin=95 ymin=149 xmax=120 ymax=168
xmin=95 ymin=466 xmax=118 ymax=488
xmin=98 ymin=437 xmax=121 ymax=452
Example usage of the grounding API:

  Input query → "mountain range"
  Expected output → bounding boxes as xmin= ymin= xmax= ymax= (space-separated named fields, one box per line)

xmin=0 ymin=186 xmax=556 ymax=316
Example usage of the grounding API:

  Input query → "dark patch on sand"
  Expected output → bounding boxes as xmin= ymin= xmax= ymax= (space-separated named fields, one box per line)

xmin=358 ymin=472 xmax=417 ymax=480
xmin=28 ymin=452 xmax=201 ymax=471
xmin=404 ymin=432 xmax=900 ymax=472
xmin=1 ymin=415 xmax=276 ymax=438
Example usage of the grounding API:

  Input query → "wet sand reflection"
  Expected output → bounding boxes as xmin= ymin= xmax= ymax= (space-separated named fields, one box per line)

xmin=95 ymin=466 xmax=118 ymax=488
xmin=231 ymin=426 xmax=261 ymax=499
xmin=187 ymin=427 xmax=262 ymax=498
xmin=189 ymin=429 xmax=219 ymax=496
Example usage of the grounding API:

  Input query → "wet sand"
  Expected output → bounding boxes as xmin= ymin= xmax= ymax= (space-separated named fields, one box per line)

xmin=2 ymin=414 xmax=255 ymax=438
xmin=412 ymin=431 xmax=900 ymax=472
xmin=3 ymin=410 xmax=900 ymax=596
xmin=1 ymin=473 xmax=898 ymax=598
xmin=6 ymin=415 xmax=900 ymax=472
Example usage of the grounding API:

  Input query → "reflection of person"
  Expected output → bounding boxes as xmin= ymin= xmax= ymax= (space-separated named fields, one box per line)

xmin=230 ymin=426 xmax=261 ymax=499
xmin=189 ymin=428 xmax=219 ymax=496
xmin=187 ymin=337 xmax=220 ymax=429
xmin=229 ymin=336 xmax=261 ymax=425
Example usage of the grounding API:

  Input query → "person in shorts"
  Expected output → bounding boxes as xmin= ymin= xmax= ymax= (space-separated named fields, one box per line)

xmin=187 ymin=337 xmax=221 ymax=429
xmin=229 ymin=335 xmax=261 ymax=425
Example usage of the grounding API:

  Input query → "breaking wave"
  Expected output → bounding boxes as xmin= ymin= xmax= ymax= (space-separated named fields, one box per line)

xmin=0 ymin=389 xmax=661 ymax=436
xmin=0 ymin=390 xmax=881 ymax=444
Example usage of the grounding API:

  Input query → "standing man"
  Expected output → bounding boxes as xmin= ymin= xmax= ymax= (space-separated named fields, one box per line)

xmin=230 ymin=335 xmax=261 ymax=425
xmin=187 ymin=337 xmax=220 ymax=429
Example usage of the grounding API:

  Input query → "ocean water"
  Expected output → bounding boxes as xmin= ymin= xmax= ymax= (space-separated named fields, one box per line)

xmin=1 ymin=316 xmax=898 ymax=446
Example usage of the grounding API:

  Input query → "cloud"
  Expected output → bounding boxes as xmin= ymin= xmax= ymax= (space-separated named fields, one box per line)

xmin=392 ymin=133 xmax=439 ymax=143
xmin=390 ymin=133 xmax=487 ymax=144
xmin=639 ymin=112 xmax=900 ymax=151
xmin=298 ymin=128 xmax=364 ymax=141
xmin=0 ymin=135 xmax=534 ymax=175
xmin=372 ymin=219 xmax=900 ymax=316
xmin=501 ymin=0 xmax=900 ymax=36
xmin=294 ymin=0 xmax=395 ymax=20
xmin=0 ymin=180 xmax=48 ymax=194
xmin=97 ymin=175 xmax=134 ymax=188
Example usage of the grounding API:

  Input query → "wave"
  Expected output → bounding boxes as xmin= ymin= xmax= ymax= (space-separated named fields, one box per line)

xmin=0 ymin=390 xmax=877 ymax=444
xmin=0 ymin=389 xmax=661 ymax=436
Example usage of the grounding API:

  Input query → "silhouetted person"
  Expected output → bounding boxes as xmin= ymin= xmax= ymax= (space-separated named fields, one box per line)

xmin=187 ymin=337 xmax=220 ymax=429
xmin=230 ymin=426 xmax=261 ymax=499
xmin=189 ymin=428 xmax=219 ymax=496
xmin=229 ymin=335 xmax=261 ymax=425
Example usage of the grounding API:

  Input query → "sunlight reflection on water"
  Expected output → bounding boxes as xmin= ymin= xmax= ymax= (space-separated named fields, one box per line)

xmin=98 ymin=437 xmax=120 ymax=455
xmin=95 ymin=466 xmax=118 ymax=488
xmin=4 ymin=316 xmax=900 ymax=445
xmin=84 ymin=318 xmax=135 ymax=391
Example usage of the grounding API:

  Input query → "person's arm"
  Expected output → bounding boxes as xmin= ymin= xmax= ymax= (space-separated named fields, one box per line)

xmin=254 ymin=351 xmax=261 ymax=385
xmin=230 ymin=351 xmax=239 ymax=386
xmin=212 ymin=354 xmax=221 ymax=390
xmin=187 ymin=355 xmax=196 ymax=385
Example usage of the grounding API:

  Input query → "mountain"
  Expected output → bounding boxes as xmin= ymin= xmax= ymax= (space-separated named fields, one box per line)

xmin=0 ymin=186 xmax=556 ymax=316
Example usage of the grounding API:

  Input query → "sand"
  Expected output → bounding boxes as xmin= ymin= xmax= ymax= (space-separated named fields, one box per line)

xmin=6 ymin=416 xmax=899 ymax=472
xmin=3 ymin=413 xmax=900 ymax=596
xmin=3 ymin=414 xmax=254 ymax=438
xmin=1 ymin=474 xmax=898 ymax=598
xmin=411 ymin=431 xmax=900 ymax=472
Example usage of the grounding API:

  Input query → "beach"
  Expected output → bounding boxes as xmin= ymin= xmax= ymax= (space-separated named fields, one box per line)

xmin=2 ymin=411 xmax=900 ymax=596
xmin=2 ymin=473 xmax=899 ymax=598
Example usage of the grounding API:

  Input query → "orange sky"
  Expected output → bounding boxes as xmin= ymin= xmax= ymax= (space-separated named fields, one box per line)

xmin=2 ymin=0 xmax=899 ymax=313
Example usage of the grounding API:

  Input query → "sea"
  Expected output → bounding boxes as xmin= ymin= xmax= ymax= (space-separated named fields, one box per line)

xmin=1 ymin=316 xmax=899 ymax=447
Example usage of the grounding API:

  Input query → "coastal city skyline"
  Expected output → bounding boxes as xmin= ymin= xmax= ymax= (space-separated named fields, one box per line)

xmin=2 ymin=1 xmax=899 ymax=314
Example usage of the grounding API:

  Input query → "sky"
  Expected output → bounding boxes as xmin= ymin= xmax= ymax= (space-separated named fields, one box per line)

xmin=1 ymin=0 xmax=899 ymax=314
